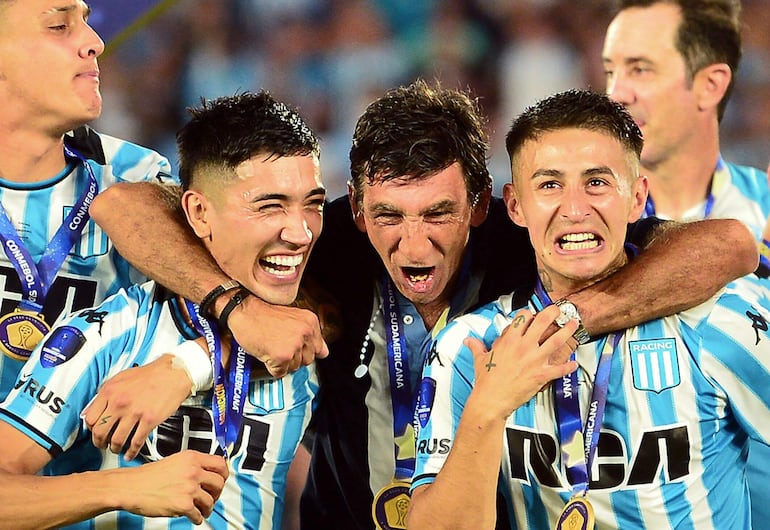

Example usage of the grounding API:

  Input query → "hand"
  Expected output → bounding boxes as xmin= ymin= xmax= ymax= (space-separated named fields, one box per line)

xmin=227 ymin=294 xmax=329 ymax=378
xmin=117 ymin=450 xmax=228 ymax=524
xmin=83 ymin=354 xmax=193 ymax=460
xmin=465 ymin=305 xmax=579 ymax=420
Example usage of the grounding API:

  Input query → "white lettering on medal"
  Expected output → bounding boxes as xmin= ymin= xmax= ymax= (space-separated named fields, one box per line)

xmin=562 ymin=374 xmax=573 ymax=398
xmin=389 ymin=309 xmax=405 ymax=389
xmin=232 ymin=350 xmax=246 ymax=412
xmin=69 ymin=180 xmax=97 ymax=230
xmin=5 ymin=240 xmax=37 ymax=297
xmin=585 ymin=400 xmax=598 ymax=450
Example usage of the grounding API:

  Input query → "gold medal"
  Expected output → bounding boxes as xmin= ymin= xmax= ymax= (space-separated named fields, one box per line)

xmin=556 ymin=496 xmax=595 ymax=530
xmin=372 ymin=479 xmax=411 ymax=530
xmin=0 ymin=309 xmax=50 ymax=360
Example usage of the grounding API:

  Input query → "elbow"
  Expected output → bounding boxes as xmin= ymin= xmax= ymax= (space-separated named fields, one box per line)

xmin=90 ymin=182 xmax=134 ymax=228
xmin=728 ymin=219 xmax=760 ymax=276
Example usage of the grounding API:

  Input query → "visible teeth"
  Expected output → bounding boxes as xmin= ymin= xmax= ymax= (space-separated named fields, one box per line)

xmin=262 ymin=255 xmax=303 ymax=276
xmin=562 ymin=233 xmax=596 ymax=242
xmin=560 ymin=233 xmax=598 ymax=251
xmin=409 ymin=273 xmax=429 ymax=282
xmin=263 ymin=255 xmax=302 ymax=267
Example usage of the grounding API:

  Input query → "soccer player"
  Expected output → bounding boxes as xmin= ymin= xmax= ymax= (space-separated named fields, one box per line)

xmin=410 ymin=89 xmax=770 ymax=530
xmin=90 ymin=81 xmax=758 ymax=530
xmin=0 ymin=91 xmax=324 ymax=529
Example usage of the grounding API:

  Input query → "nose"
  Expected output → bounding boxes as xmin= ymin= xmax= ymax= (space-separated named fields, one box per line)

xmin=80 ymin=21 xmax=105 ymax=58
xmin=397 ymin=218 xmax=433 ymax=262
xmin=606 ymin=72 xmax=634 ymax=107
xmin=559 ymin=186 xmax=592 ymax=221
xmin=280 ymin=213 xmax=313 ymax=246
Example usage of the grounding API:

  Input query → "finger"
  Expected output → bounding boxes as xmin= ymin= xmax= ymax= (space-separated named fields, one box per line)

xmin=525 ymin=305 xmax=565 ymax=342
xmin=82 ymin=395 xmax=108 ymax=430
xmin=315 ymin=337 xmax=330 ymax=359
xmin=124 ymin=421 xmax=154 ymax=460
xmin=108 ymin=418 xmax=140 ymax=454
xmin=90 ymin=413 xmax=117 ymax=449
xmin=463 ymin=336 xmax=488 ymax=358
xmin=541 ymin=319 xmax=579 ymax=360
xmin=499 ymin=309 xmax=535 ymax=340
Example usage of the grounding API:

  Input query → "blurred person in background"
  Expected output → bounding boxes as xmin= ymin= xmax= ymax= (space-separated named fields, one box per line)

xmin=602 ymin=0 xmax=770 ymax=525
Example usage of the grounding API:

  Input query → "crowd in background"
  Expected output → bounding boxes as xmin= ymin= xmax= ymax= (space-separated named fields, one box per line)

xmin=94 ymin=0 xmax=770 ymax=197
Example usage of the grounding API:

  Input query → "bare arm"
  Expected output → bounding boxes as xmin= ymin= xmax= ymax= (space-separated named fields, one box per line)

xmin=0 ymin=422 xmax=228 ymax=529
xmin=90 ymin=182 xmax=328 ymax=377
xmin=574 ymin=218 xmax=758 ymax=336
xmin=408 ymin=308 xmax=577 ymax=530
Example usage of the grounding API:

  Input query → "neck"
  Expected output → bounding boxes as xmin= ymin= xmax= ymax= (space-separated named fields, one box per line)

xmin=540 ymin=253 xmax=629 ymax=303
xmin=643 ymin=131 xmax=719 ymax=220
xmin=0 ymin=125 xmax=68 ymax=183
xmin=414 ymin=300 xmax=450 ymax=331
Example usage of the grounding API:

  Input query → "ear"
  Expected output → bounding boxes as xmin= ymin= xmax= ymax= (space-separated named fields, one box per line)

xmin=693 ymin=63 xmax=731 ymax=113
xmin=627 ymin=175 xmax=649 ymax=223
xmin=503 ymin=182 xmax=527 ymax=228
xmin=348 ymin=182 xmax=367 ymax=233
xmin=470 ymin=185 xmax=491 ymax=227
xmin=181 ymin=189 xmax=213 ymax=239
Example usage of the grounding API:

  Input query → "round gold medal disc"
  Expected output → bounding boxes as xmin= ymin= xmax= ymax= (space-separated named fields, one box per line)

xmin=0 ymin=309 xmax=50 ymax=361
xmin=555 ymin=496 xmax=595 ymax=530
xmin=372 ymin=480 xmax=411 ymax=530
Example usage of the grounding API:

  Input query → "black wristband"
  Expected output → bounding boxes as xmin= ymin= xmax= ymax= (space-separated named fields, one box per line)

xmin=217 ymin=289 xmax=250 ymax=330
xmin=199 ymin=280 xmax=241 ymax=318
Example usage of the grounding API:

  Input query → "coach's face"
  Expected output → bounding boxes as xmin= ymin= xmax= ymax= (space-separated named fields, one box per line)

xmin=183 ymin=153 xmax=325 ymax=306
xmin=350 ymin=163 xmax=488 ymax=328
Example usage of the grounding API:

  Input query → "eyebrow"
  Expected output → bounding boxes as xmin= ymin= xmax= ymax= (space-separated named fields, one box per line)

xmin=251 ymin=187 xmax=326 ymax=203
xmin=530 ymin=166 xmax=616 ymax=179
xmin=47 ymin=2 xmax=90 ymax=17
xmin=368 ymin=199 xmax=458 ymax=216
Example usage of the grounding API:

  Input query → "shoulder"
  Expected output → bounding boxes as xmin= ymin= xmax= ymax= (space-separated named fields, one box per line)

xmin=67 ymin=126 xmax=174 ymax=184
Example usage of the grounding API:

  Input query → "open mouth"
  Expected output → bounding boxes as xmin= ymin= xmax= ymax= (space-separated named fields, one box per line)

xmin=402 ymin=266 xmax=435 ymax=287
xmin=260 ymin=254 xmax=303 ymax=277
xmin=558 ymin=232 xmax=601 ymax=251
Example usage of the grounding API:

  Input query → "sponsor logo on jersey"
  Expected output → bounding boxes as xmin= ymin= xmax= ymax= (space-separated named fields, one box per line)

xmin=629 ymin=338 xmax=681 ymax=393
xmin=40 ymin=326 xmax=86 ymax=367
xmin=13 ymin=372 xmax=66 ymax=414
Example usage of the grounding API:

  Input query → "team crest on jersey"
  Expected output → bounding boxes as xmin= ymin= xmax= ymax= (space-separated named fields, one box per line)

xmin=629 ymin=338 xmax=680 ymax=393
xmin=415 ymin=377 xmax=436 ymax=428
xmin=249 ymin=378 xmax=285 ymax=414
xmin=40 ymin=326 xmax=86 ymax=367
xmin=63 ymin=206 xmax=109 ymax=259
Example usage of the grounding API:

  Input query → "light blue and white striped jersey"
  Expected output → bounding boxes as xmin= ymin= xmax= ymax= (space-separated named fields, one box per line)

xmin=0 ymin=281 xmax=318 ymax=529
xmin=414 ymin=278 xmax=770 ymax=529
xmin=642 ymin=159 xmax=770 ymax=240
xmin=643 ymin=157 xmax=770 ymax=525
xmin=0 ymin=128 xmax=174 ymax=400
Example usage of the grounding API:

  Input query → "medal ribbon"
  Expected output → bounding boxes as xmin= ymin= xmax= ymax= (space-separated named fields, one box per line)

xmin=533 ymin=282 xmax=620 ymax=498
xmin=185 ymin=299 xmax=252 ymax=459
xmin=383 ymin=277 xmax=416 ymax=481
xmin=0 ymin=145 xmax=98 ymax=313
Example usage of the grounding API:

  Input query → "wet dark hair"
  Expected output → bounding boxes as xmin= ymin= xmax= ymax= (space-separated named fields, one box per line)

xmin=349 ymin=79 xmax=491 ymax=207
xmin=505 ymin=89 xmax=643 ymax=169
xmin=177 ymin=91 xmax=319 ymax=190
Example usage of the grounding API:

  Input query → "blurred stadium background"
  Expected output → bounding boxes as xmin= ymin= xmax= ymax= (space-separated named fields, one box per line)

xmin=89 ymin=0 xmax=770 ymax=199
